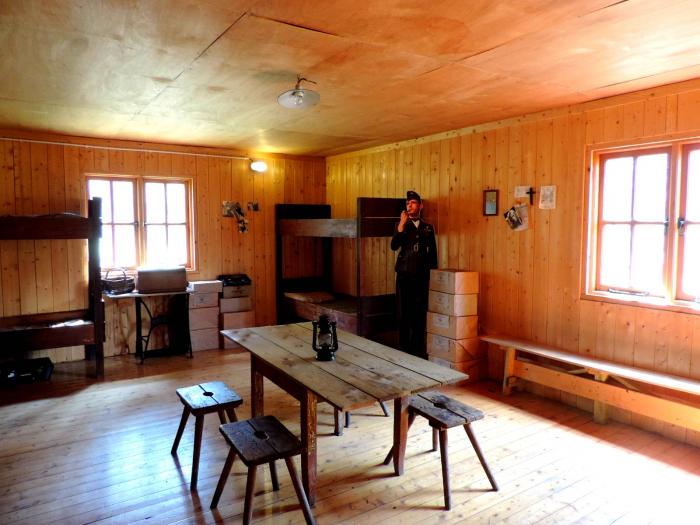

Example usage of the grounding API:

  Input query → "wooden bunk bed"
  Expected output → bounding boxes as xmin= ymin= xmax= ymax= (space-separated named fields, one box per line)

xmin=275 ymin=197 xmax=405 ymax=339
xmin=0 ymin=198 xmax=105 ymax=378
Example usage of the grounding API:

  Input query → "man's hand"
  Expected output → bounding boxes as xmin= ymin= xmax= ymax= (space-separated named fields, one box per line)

xmin=398 ymin=210 xmax=408 ymax=232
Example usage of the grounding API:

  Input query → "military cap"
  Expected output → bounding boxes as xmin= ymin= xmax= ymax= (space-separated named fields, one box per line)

xmin=406 ymin=190 xmax=421 ymax=202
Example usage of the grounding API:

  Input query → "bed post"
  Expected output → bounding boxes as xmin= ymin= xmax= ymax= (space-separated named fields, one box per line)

xmin=87 ymin=197 xmax=105 ymax=378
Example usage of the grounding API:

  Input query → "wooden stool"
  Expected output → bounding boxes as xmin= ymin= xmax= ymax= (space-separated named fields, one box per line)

xmin=210 ymin=416 xmax=316 ymax=525
xmin=171 ymin=381 xmax=243 ymax=490
xmin=383 ymin=391 xmax=498 ymax=509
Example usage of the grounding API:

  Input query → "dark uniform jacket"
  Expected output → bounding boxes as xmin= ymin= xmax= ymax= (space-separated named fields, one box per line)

xmin=391 ymin=219 xmax=438 ymax=279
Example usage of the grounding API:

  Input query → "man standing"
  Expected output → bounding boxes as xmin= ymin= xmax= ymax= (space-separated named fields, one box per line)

xmin=391 ymin=191 xmax=437 ymax=359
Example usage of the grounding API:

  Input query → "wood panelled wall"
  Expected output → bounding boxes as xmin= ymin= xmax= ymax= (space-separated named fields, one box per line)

xmin=327 ymin=78 xmax=700 ymax=445
xmin=0 ymin=135 xmax=325 ymax=361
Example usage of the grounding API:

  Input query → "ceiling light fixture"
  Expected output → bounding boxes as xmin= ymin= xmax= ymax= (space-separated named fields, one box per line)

xmin=250 ymin=160 xmax=268 ymax=173
xmin=278 ymin=75 xmax=320 ymax=109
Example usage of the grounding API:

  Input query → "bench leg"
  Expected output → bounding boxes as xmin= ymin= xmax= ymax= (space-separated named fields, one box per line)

xmin=243 ymin=465 xmax=257 ymax=525
xmin=269 ymin=461 xmax=279 ymax=491
xmin=285 ymin=457 xmax=317 ymax=525
xmin=217 ymin=409 xmax=227 ymax=424
xmin=379 ymin=401 xmax=390 ymax=417
xmin=191 ymin=414 xmax=204 ymax=490
xmin=432 ymin=428 xmax=438 ymax=452
xmin=438 ymin=428 xmax=451 ymax=510
xmin=171 ymin=406 xmax=190 ymax=455
xmin=382 ymin=411 xmax=417 ymax=465
xmin=210 ymin=448 xmax=236 ymax=508
xmin=345 ymin=411 xmax=351 ymax=428
xmin=334 ymin=409 xmax=343 ymax=436
xmin=593 ymin=372 xmax=610 ymax=424
xmin=502 ymin=346 xmax=516 ymax=395
xmin=464 ymin=424 xmax=499 ymax=491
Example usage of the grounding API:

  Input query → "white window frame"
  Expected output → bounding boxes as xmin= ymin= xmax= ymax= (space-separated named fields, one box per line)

xmin=583 ymin=137 xmax=700 ymax=313
xmin=87 ymin=174 xmax=195 ymax=270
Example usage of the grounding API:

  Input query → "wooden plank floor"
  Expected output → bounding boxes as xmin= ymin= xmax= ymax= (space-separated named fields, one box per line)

xmin=1 ymin=349 xmax=698 ymax=524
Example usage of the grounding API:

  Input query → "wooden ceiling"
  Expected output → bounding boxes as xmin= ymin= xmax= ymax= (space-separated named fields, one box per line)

xmin=2 ymin=0 xmax=700 ymax=156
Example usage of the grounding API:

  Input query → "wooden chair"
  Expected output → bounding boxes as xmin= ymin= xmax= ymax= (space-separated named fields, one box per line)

xmin=171 ymin=381 xmax=242 ymax=490
xmin=210 ymin=415 xmax=316 ymax=525
xmin=383 ymin=391 xmax=498 ymax=510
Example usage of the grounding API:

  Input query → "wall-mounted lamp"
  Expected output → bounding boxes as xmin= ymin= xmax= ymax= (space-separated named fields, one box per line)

xmin=250 ymin=160 xmax=268 ymax=173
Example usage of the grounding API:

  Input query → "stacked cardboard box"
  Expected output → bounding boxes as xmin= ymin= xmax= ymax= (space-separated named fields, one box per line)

xmin=219 ymin=285 xmax=255 ymax=349
xmin=188 ymin=280 xmax=223 ymax=351
xmin=426 ymin=269 xmax=483 ymax=381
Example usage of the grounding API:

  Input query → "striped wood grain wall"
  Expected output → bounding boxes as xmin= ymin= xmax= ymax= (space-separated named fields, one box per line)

xmin=326 ymin=77 xmax=700 ymax=446
xmin=0 ymin=135 xmax=325 ymax=361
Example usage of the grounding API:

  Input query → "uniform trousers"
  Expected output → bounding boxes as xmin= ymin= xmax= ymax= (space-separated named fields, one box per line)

xmin=396 ymin=274 xmax=429 ymax=359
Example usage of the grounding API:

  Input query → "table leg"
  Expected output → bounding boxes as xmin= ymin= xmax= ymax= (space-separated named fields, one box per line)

xmin=135 ymin=297 xmax=143 ymax=363
xmin=300 ymin=389 xmax=317 ymax=506
xmin=251 ymin=356 xmax=264 ymax=418
xmin=393 ymin=396 xmax=409 ymax=475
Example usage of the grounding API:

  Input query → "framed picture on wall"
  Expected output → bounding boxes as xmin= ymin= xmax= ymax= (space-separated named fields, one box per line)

xmin=483 ymin=189 xmax=499 ymax=216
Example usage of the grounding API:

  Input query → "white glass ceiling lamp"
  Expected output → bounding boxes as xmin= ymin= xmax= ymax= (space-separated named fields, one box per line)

xmin=250 ymin=160 xmax=268 ymax=173
xmin=278 ymin=75 xmax=320 ymax=109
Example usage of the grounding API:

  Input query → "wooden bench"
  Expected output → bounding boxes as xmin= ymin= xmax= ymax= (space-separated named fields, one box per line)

xmin=482 ymin=335 xmax=700 ymax=431
xmin=211 ymin=415 xmax=316 ymax=525
xmin=382 ymin=391 xmax=498 ymax=510
xmin=171 ymin=381 xmax=243 ymax=490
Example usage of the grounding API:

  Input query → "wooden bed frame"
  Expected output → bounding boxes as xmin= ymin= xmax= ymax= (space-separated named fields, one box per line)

xmin=275 ymin=197 xmax=405 ymax=338
xmin=0 ymin=198 xmax=105 ymax=377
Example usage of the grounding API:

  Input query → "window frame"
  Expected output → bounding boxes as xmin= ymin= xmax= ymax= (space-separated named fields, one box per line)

xmin=87 ymin=174 xmax=195 ymax=271
xmin=583 ymin=137 xmax=700 ymax=313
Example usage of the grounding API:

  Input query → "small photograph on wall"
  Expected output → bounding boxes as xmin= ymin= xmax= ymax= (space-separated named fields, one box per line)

xmin=483 ymin=189 xmax=499 ymax=216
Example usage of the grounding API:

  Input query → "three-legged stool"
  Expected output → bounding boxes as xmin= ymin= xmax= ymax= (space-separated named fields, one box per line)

xmin=171 ymin=381 xmax=243 ymax=490
xmin=210 ymin=415 xmax=316 ymax=525
xmin=383 ymin=390 xmax=498 ymax=509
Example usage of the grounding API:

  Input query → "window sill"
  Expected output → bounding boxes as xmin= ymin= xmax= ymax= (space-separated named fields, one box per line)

xmin=581 ymin=291 xmax=700 ymax=315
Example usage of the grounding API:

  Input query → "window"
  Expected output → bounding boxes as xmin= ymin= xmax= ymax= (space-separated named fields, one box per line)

xmin=586 ymin=139 xmax=700 ymax=308
xmin=87 ymin=176 xmax=193 ymax=269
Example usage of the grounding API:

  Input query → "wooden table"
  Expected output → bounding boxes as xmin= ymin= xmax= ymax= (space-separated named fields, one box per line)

xmin=105 ymin=290 xmax=192 ymax=362
xmin=222 ymin=323 xmax=467 ymax=505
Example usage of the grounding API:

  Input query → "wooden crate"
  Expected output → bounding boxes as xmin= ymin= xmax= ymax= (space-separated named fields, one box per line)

xmin=220 ymin=310 xmax=255 ymax=329
xmin=427 ymin=333 xmax=483 ymax=362
xmin=190 ymin=328 xmax=219 ymax=351
xmin=428 ymin=290 xmax=477 ymax=316
xmin=428 ymin=356 xmax=483 ymax=382
xmin=189 ymin=292 xmax=218 ymax=309
xmin=426 ymin=312 xmax=478 ymax=339
xmin=429 ymin=269 xmax=479 ymax=294
xmin=189 ymin=306 xmax=218 ymax=330
xmin=188 ymin=280 xmax=223 ymax=294
xmin=219 ymin=296 xmax=252 ymax=313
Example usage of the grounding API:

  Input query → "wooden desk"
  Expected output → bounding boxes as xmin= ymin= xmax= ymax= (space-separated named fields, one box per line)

xmin=105 ymin=290 xmax=192 ymax=362
xmin=222 ymin=323 xmax=467 ymax=505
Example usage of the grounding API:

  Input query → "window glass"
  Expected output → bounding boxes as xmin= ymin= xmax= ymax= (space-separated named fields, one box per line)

xmin=146 ymin=225 xmax=167 ymax=266
xmin=633 ymin=153 xmax=667 ymax=222
xmin=600 ymin=224 xmax=631 ymax=288
xmin=681 ymin=225 xmax=700 ymax=298
xmin=145 ymin=182 xmax=166 ymax=224
xmin=100 ymin=226 xmax=114 ymax=268
xmin=168 ymin=225 xmax=187 ymax=265
xmin=167 ymin=183 xmax=186 ymax=223
xmin=112 ymin=181 xmax=135 ymax=223
xmin=88 ymin=179 xmax=112 ymax=222
xmin=602 ymin=157 xmax=633 ymax=221
xmin=630 ymin=224 xmax=665 ymax=295
xmin=687 ymin=150 xmax=700 ymax=222
xmin=113 ymin=225 xmax=136 ymax=267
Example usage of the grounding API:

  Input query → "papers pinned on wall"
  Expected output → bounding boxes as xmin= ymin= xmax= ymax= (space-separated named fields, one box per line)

xmin=539 ymin=185 xmax=556 ymax=209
